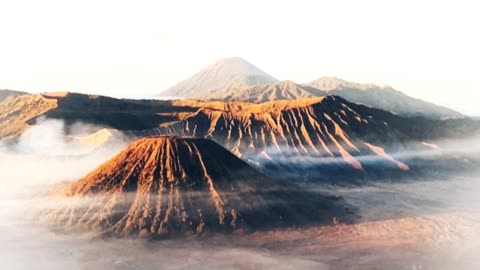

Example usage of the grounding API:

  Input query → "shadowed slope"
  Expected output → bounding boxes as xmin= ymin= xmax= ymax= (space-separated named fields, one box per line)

xmin=0 ymin=92 xmax=203 ymax=141
xmin=42 ymin=136 xmax=355 ymax=238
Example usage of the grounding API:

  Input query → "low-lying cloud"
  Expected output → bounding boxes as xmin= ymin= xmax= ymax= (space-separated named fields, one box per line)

xmin=1 ymin=120 xmax=480 ymax=270
xmin=1 ymin=117 xmax=131 ymax=156
xmin=245 ymin=136 xmax=480 ymax=173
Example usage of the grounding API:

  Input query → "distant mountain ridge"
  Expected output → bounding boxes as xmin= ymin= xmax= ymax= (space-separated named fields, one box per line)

xmin=306 ymin=77 xmax=384 ymax=91
xmin=205 ymin=76 xmax=462 ymax=119
xmin=205 ymin=80 xmax=319 ymax=102
xmin=158 ymin=57 xmax=279 ymax=98
xmin=304 ymin=77 xmax=462 ymax=119
xmin=157 ymin=57 xmax=462 ymax=119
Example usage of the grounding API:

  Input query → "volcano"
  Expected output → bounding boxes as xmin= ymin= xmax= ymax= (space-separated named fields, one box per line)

xmin=43 ymin=136 xmax=355 ymax=238
xmin=157 ymin=57 xmax=279 ymax=98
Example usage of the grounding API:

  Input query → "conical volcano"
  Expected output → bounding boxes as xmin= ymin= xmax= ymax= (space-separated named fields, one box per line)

xmin=43 ymin=136 xmax=355 ymax=238
xmin=158 ymin=57 xmax=279 ymax=98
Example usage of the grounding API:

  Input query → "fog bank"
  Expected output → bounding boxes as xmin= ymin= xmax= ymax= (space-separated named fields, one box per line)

xmin=1 ymin=120 xmax=480 ymax=269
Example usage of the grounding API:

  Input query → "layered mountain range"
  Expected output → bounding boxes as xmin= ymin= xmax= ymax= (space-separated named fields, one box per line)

xmin=2 ymin=91 xmax=477 ymax=183
xmin=0 ymin=92 xmax=200 ymax=141
xmin=141 ymin=96 xmax=477 ymax=182
xmin=158 ymin=58 xmax=461 ymax=119
xmin=2 ymin=68 xmax=478 ymax=239
xmin=42 ymin=136 xmax=355 ymax=237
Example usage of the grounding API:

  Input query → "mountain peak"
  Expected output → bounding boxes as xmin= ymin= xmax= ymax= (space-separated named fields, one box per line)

xmin=158 ymin=58 xmax=278 ymax=98
xmin=213 ymin=56 xmax=254 ymax=67
xmin=202 ymin=57 xmax=272 ymax=79
xmin=43 ymin=135 xmax=355 ymax=237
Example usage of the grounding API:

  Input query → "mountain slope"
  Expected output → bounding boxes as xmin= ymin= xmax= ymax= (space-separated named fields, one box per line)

xmin=307 ymin=77 xmax=462 ymax=118
xmin=307 ymin=77 xmax=380 ymax=91
xmin=42 ymin=136 xmax=355 ymax=237
xmin=0 ymin=89 xmax=29 ymax=103
xmin=137 ymin=96 xmax=478 ymax=182
xmin=146 ymin=97 xmax=412 ymax=169
xmin=194 ymin=75 xmax=461 ymax=119
xmin=2 ymin=92 xmax=475 ymax=155
xmin=2 ymin=92 xmax=477 ymax=182
xmin=204 ymin=80 xmax=320 ymax=102
xmin=158 ymin=57 xmax=279 ymax=98
xmin=0 ymin=93 xmax=58 ymax=141
xmin=0 ymin=92 xmax=204 ymax=141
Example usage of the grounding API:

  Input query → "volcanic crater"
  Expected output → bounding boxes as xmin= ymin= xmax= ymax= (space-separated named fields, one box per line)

xmin=42 ymin=136 xmax=356 ymax=238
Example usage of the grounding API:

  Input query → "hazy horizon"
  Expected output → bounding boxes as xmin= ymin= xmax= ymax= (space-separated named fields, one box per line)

xmin=1 ymin=0 xmax=479 ymax=116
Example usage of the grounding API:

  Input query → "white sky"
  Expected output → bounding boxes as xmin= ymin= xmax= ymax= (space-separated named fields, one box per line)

xmin=0 ymin=0 xmax=479 ymax=115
